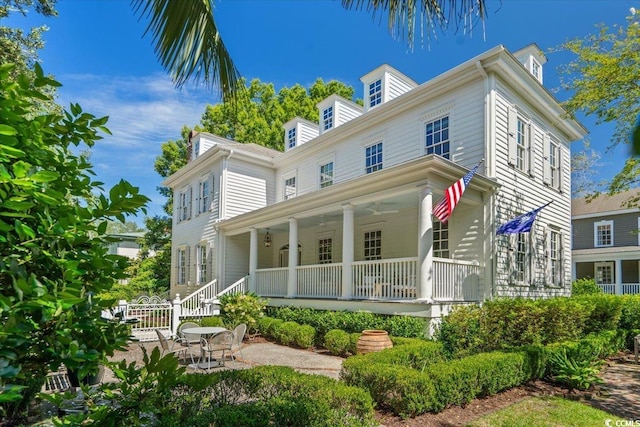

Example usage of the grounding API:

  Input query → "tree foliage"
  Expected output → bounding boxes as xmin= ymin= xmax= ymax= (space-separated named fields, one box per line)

xmin=200 ymin=78 xmax=359 ymax=151
xmin=556 ymin=8 xmax=640 ymax=193
xmin=0 ymin=63 xmax=149 ymax=420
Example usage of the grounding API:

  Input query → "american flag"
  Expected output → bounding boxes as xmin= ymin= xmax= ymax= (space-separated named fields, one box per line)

xmin=432 ymin=162 xmax=481 ymax=224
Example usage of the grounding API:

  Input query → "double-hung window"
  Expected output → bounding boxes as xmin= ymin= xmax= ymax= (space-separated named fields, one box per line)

xmin=365 ymin=142 xmax=383 ymax=174
xmin=516 ymin=118 xmax=527 ymax=171
xmin=369 ymin=79 xmax=382 ymax=108
xmin=544 ymin=135 xmax=561 ymax=191
xmin=433 ymin=221 xmax=449 ymax=258
xmin=177 ymin=247 xmax=187 ymax=285
xmin=319 ymin=161 xmax=334 ymax=188
xmin=364 ymin=230 xmax=382 ymax=260
xmin=179 ymin=186 xmax=192 ymax=222
xmin=322 ymin=107 xmax=333 ymax=131
xmin=197 ymin=244 xmax=207 ymax=284
xmin=425 ymin=116 xmax=450 ymax=159
xmin=594 ymin=220 xmax=613 ymax=247
xmin=514 ymin=233 xmax=527 ymax=283
xmin=198 ymin=178 xmax=210 ymax=215
xmin=549 ymin=230 xmax=562 ymax=285
xmin=284 ymin=176 xmax=296 ymax=200
xmin=317 ymin=238 xmax=333 ymax=264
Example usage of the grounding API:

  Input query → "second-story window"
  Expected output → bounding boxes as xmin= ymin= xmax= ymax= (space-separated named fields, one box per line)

xmin=364 ymin=230 xmax=382 ymax=260
xmin=284 ymin=176 xmax=296 ymax=200
xmin=594 ymin=220 xmax=613 ymax=247
xmin=179 ymin=186 xmax=192 ymax=222
xmin=198 ymin=177 xmax=210 ymax=215
xmin=177 ymin=247 xmax=187 ymax=285
xmin=320 ymin=161 xmax=334 ymax=188
xmin=365 ymin=142 xmax=383 ymax=174
xmin=323 ymin=106 xmax=333 ymax=130
xmin=425 ymin=116 xmax=450 ymax=159
xmin=369 ymin=79 xmax=382 ymax=108
xmin=287 ymin=127 xmax=296 ymax=149
xmin=516 ymin=118 xmax=527 ymax=171
xmin=549 ymin=140 xmax=559 ymax=189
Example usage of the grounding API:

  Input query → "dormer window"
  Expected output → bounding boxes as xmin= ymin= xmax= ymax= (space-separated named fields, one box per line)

xmin=323 ymin=107 xmax=334 ymax=130
xmin=193 ymin=140 xmax=200 ymax=159
xmin=531 ymin=59 xmax=540 ymax=81
xmin=369 ymin=79 xmax=382 ymax=108
xmin=287 ymin=128 xmax=296 ymax=149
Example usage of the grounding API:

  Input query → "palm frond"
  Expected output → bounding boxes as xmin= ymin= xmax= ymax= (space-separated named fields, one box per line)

xmin=131 ymin=0 xmax=240 ymax=101
xmin=342 ymin=0 xmax=488 ymax=48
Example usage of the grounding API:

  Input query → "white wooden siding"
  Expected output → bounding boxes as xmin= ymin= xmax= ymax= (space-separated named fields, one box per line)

xmin=225 ymin=158 xmax=275 ymax=218
xmin=492 ymin=80 xmax=572 ymax=297
xmin=299 ymin=121 xmax=319 ymax=145
xmin=337 ymin=102 xmax=362 ymax=126
xmin=386 ymin=73 xmax=415 ymax=101
xmin=225 ymin=234 xmax=249 ymax=286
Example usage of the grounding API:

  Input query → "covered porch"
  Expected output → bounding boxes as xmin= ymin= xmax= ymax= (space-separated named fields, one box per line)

xmin=219 ymin=156 xmax=497 ymax=307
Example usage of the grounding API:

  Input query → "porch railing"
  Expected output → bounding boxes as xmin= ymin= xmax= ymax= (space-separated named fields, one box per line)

xmin=296 ymin=263 xmax=342 ymax=298
xmin=179 ymin=279 xmax=217 ymax=317
xmin=255 ymin=267 xmax=288 ymax=296
xmin=598 ymin=284 xmax=616 ymax=294
xmin=352 ymin=257 xmax=418 ymax=300
xmin=432 ymin=257 xmax=481 ymax=301
xmin=598 ymin=283 xmax=640 ymax=295
xmin=623 ymin=283 xmax=640 ymax=294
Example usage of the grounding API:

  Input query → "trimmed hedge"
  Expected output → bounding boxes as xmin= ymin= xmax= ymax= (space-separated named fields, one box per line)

xmin=342 ymin=330 xmax=626 ymax=418
xmin=173 ymin=365 xmax=376 ymax=426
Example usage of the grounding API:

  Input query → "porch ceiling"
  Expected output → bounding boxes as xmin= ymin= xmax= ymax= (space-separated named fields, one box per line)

xmin=221 ymin=154 xmax=498 ymax=236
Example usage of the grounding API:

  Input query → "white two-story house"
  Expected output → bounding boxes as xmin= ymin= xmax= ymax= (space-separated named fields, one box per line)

xmin=163 ymin=44 xmax=587 ymax=325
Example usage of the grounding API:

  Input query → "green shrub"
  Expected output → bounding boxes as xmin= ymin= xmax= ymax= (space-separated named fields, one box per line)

xmin=294 ymin=324 xmax=316 ymax=348
xmin=325 ymin=329 xmax=352 ymax=356
xmin=548 ymin=349 xmax=604 ymax=391
xmin=349 ymin=332 xmax=361 ymax=356
xmin=220 ymin=292 xmax=267 ymax=334
xmin=620 ymin=295 xmax=640 ymax=331
xmin=274 ymin=321 xmax=299 ymax=346
xmin=571 ymin=277 xmax=602 ymax=295
xmin=200 ymin=316 xmax=224 ymax=327
xmin=575 ymin=294 xmax=623 ymax=332
xmin=434 ymin=304 xmax=483 ymax=358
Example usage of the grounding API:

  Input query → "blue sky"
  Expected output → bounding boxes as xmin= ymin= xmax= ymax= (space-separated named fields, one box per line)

xmin=5 ymin=0 xmax=637 ymax=224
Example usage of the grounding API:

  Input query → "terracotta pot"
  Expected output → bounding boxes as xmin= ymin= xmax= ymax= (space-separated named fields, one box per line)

xmin=356 ymin=329 xmax=393 ymax=354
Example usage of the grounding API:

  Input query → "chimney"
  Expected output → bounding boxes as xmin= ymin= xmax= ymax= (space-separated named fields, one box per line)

xmin=186 ymin=130 xmax=195 ymax=162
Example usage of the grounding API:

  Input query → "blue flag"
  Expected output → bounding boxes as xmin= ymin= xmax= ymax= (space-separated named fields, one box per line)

xmin=496 ymin=202 xmax=552 ymax=235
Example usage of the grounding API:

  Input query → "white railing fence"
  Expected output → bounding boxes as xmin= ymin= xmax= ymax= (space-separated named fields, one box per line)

xmin=432 ymin=257 xmax=481 ymax=301
xmin=296 ymin=263 xmax=342 ymax=298
xmin=352 ymin=257 xmax=418 ymax=299
xmin=179 ymin=279 xmax=218 ymax=318
xmin=255 ymin=267 xmax=288 ymax=296
xmin=217 ymin=276 xmax=249 ymax=298
xmin=598 ymin=284 xmax=616 ymax=294
xmin=622 ymin=283 xmax=640 ymax=295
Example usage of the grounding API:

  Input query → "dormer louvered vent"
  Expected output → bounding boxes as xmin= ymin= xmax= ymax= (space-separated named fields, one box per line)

xmin=513 ymin=44 xmax=547 ymax=84
xmin=359 ymin=64 xmax=418 ymax=112
xmin=282 ymin=118 xmax=319 ymax=152
xmin=316 ymin=94 xmax=363 ymax=135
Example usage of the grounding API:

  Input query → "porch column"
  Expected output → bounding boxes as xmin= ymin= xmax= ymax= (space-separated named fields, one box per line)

xmin=248 ymin=228 xmax=258 ymax=293
xmin=287 ymin=217 xmax=298 ymax=298
xmin=417 ymin=185 xmax=433 ymax=301
xmin=615 ymin=259 xmax=623 ymax=295
xmin=341 ymin=204 xmax=354 ymax=299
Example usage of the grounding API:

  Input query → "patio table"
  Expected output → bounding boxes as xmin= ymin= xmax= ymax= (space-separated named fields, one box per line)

xmin=182 ymin=327 xmax=229 ymax=370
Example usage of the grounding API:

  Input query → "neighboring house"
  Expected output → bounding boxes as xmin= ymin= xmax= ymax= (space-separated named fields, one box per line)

xmin=572 ymin=189 xmax=640 ymax=295
xmin=163 ymin=44 xmax=587 ymax=329
xmin=107 ymin=232 xmax=145 ymax=259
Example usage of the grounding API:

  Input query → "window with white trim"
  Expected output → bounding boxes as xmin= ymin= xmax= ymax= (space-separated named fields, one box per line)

xmin=284 ymin=176 xmax=296 ymax=200
xmin=531 ymin=59 xmax=541 ymax=81
xmin=319 ymin=161 xmax=334 ymax=188
xmin=549 ymin=230 xmax=562 ymax=285
xmin=364 ymin=230 xmax=382 ymax=260
xmin=317 ymin=237 xmax=332 ymax=264
xmin=193 ymin=140 xmax=200 ymax=159
xmin=425 ymin=116 xmax=450 ymax=159
xmin=516 ymin=118 xmax=527 ymax=171
xmin=287 ymin=127 xmax=296 ymax=149
xmin=368 ymin=79 xmax=382 ymax=108
xmin=594 ymin=220 xmax=613 ymax=247
xmin=178 ymin=186 xmax=192 ymax=222
xmin=322 ymin=106 xmax=333 ymax=130
xmin=433 ymin=221 xmax=449 ymax=258
xmin=514 ymin=233 xmax=527 ymax=283
xmin=365 ymin=142 xmax=383 ymax=174
xmin=197 ymin=244 xmax=207 ymax=284
xmin=198 ymin=177 xmax=210 ymax=215
xmin=177 ymin=247 xmax=187 ymax=285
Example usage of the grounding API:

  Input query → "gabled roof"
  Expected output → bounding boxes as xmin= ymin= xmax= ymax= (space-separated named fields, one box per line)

xmin=572 ymin=189 xmax=640 ymax=216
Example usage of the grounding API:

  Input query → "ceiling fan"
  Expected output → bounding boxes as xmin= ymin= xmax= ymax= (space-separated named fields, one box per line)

xmin=366 ymin=202 xmax=399 ymax=215
xmin=318 ymin=215 xmax=338 ymax=227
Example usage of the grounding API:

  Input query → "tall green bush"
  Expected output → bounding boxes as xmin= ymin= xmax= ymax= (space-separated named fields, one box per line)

xmin=571 ymin=277 xmax=602 ymax=295
xmin=219 ymin=292 xmax=267 ymax=333
xmin=0 ymin=64 xmax=148 ymax=420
